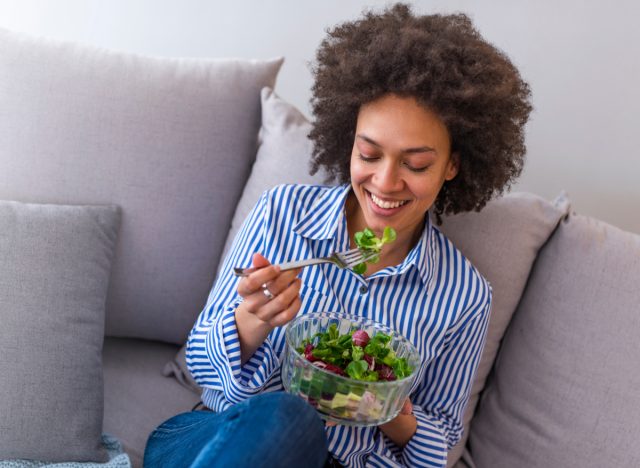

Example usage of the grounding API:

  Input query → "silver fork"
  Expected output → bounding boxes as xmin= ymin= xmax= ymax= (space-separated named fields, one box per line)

xmin=233 ymin=248 xmax=377 ymax=277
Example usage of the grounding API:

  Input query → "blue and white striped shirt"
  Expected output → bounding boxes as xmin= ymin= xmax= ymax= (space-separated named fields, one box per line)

xmin=187 ymin=184 xmax=491 ymax=468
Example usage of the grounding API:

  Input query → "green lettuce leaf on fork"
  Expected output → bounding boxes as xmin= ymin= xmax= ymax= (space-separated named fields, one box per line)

xmin=352 ymin=226 xmax=397 ymax=274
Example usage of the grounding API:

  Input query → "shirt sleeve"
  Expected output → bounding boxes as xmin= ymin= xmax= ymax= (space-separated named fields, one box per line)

xmin=185 ymin=190 xmax=281 ymax=404
xmin=402 ymin=283 xmax=492 ymax=467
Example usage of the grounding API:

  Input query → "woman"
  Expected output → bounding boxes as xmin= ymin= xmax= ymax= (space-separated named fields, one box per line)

xmin=144 ymin=4 xmax=531 ymax=467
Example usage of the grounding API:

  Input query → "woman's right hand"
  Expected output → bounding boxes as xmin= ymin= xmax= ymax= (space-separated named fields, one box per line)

xmin=234 ymin=253 xmax=302 ymax=363
xmin=236 ymin=253 xmax=302 ymax=328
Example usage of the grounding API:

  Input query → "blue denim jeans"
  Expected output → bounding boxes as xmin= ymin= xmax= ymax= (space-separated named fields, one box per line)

xmin=143 ymin=392 xmax=329 ymax=468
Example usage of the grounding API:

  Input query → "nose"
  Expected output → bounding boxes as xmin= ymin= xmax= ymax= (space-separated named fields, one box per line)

xmin=373 ymin=160 xmax=403 ymax=192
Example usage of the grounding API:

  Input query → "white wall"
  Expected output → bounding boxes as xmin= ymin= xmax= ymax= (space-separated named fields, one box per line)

xmin=1 ymin=0 xmax=638 ymax=233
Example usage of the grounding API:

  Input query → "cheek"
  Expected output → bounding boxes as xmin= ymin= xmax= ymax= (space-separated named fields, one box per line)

xmin=407 ymin=176 xmax=440 ymax=201
xmin=349 ymin=158 xmax=368 ymax=185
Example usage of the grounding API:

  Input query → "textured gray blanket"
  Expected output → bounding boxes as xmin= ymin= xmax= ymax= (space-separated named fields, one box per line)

xmin=0 ymin=435 xmax=130 ymax=468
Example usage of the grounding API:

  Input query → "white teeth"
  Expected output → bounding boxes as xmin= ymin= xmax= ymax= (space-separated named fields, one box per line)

xmin=370 ymin=193 xmax=407 ymax=209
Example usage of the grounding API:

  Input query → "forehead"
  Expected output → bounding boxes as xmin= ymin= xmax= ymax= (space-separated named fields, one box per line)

xmin=356 ymin=94 xmax=451 ymax=149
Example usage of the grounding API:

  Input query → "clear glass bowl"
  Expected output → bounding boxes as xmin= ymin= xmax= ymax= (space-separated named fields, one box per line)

xmin=282 ymin=312 xmax=421 ymax=427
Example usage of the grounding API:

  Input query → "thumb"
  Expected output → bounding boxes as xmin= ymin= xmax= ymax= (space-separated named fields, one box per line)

xmin=251 ymin=252 xmax=271 ymax=268
xmin=400 ymin=398 xmax=413 ymax=415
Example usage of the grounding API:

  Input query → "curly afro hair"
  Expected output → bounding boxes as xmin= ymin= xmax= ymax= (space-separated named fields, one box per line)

xmin=309 ymin=3 xmax=532 ymax=219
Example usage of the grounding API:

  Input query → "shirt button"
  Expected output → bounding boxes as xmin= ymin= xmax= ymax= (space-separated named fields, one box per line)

xmin=359 ymin=286 xmax=368 ymax=294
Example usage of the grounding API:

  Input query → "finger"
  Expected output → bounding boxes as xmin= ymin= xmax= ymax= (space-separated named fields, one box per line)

xmin=400 ymin=398 xmax=413 ymax=415
xmin=251 ymin=252 xmax=271 ymax=268
xmin=243 ymin=285 xmax=277 ymax=313
xmin=245 ymin=254 xmax=276 ymax=279
xmin=237 ymin=252 xmax=272 ymax=276
xmin=268 ymin=295 xmax=302 ymax=327
xmin=325 ymin=421 xmax=337 ymax=427
xmin=266 ymin=268 xmax=302 ymax=295
xmin=254 ymin=278 xmax=301 ymax=323
xmin=237 ymin=264 xmax=281 ymax=297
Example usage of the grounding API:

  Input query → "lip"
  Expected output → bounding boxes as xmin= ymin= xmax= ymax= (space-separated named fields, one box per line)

xmin=366 ymin=190 xmax=408 ymax=216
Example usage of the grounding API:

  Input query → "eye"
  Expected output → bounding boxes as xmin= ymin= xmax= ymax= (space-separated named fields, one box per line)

xmin=404 ymin=162 xmax=429 ymax=173
xmin=358 ymin=153 xmax=379 ymax=163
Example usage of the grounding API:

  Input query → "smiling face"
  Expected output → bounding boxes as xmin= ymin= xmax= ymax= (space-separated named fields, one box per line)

xmin=348 ymin=94 xmax=459 ymax=249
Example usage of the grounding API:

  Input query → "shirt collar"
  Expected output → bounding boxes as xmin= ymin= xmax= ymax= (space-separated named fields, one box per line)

xmin=293 ymin=184 xmax=351 ymax=240
xmin=373 ymin=214 xmax=435 ymax=288
xmin=293 ymin=183 xmax=436 ymax=288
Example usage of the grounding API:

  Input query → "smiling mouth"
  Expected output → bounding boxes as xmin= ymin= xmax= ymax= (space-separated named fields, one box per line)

xmin=368 ymin=191 xmax=409 ymax=210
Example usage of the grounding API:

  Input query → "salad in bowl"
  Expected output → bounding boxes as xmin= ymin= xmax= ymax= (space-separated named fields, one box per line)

xmin=281 ymin=312 xmax=421 ymax=426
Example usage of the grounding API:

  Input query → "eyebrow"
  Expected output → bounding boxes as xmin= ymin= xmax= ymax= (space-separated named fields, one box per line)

xmin=357 ymin=134 xmax=437 ymax=155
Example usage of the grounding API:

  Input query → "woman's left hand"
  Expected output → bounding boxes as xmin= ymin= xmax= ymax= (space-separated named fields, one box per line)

xmin=377 ymin=398 xmax=417 ymax=447
xmin=325 ymin=398 xmax=416 ymax=447
xmin=398 ymin=398 xmax=413 ymax=416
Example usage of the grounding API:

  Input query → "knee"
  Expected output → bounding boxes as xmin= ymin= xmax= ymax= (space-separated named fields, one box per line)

xmin=192 ymin=393 xmax=328 ymax=468
xmin=251 ymin=392 xmax=326 ymax=445
xmin=249 ymin=392 xmax=328 ymax=464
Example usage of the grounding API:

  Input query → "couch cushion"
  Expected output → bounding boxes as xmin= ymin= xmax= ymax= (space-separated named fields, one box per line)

xmin=436 ymin=192 xmax=570 ymax=466
xmin=0 ymin=201 xmax=120 ymax=462
xmin=103 ymin=337 xmax=201 ymax=468
xmin=218 ymin=87 xmax=328 ymax=266
xmin=469 ymin=213 xmax=640 ymax=467
xmin=0 ymin=27 xmax=282 ymax=344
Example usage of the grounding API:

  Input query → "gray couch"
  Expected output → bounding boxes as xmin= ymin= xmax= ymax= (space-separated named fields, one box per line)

xmin=1 ymin=28 xmax=639 ymax=468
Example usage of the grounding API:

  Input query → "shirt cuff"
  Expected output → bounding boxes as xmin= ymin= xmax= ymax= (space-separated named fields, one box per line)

xmin=402 ymin=404 xmax=450 ymax=468
xmin=205 ymin=300 xmax=280 ymax=404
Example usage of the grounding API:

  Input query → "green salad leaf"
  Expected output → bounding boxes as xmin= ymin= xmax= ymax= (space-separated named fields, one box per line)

xmin=352 ymin=226 xmax=397 ymax=274
xmin=295 ymin=324 xmax=413 ymax=382
xmin=392 ymin=358 xmax=413 ymax=379
xmin=345 ymin=360 xmax=379 ymax=381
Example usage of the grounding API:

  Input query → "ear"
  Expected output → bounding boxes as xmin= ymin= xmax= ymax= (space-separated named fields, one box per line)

xmin=445 ymin=152 xmax=460 ymax=181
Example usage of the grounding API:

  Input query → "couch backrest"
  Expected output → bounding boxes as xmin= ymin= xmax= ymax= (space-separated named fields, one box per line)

xmin=0 ymin=28 xmax=282 ymax=344
xmin=469 ymin=212 xmax=640 ymax=467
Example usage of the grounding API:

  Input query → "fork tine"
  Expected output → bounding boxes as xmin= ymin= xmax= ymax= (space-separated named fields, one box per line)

xmin=344 ymin=256 xmax=364 ymax=269
xmin=362 ymin=250 xmax=378 ymax=263
xmin=339 ymin=247 xmax=361 ymax=257
xmin=339 ymin=249 xmax=364 ymax=261
xmin=344 ymin=250 xmax=377 ymax=268
xmin=342 ymin=253 xmax=369 ymax=266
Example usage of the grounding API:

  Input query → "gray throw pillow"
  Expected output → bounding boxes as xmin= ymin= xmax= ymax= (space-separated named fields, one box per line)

xmin=0 ymin=27 xmax=283 ymax=344
xmin=218 ymin=87 xmax=329 ymax=265
xmin=0 ymin=200 xmax=120 ymax=462
xmin=469 ymin=213 xmax=640 ymax=468
xmin=436 ymin=192 xmax=570 ymax=467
